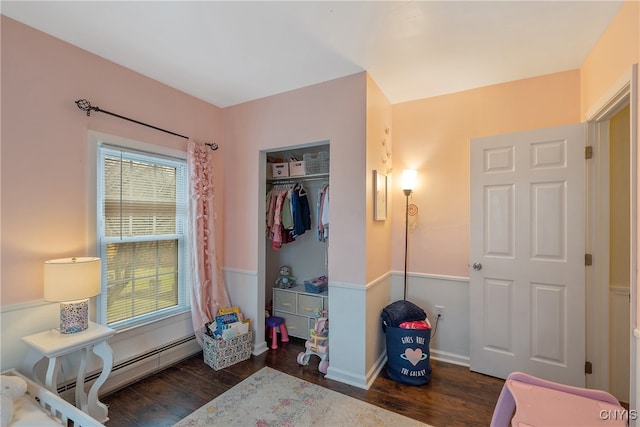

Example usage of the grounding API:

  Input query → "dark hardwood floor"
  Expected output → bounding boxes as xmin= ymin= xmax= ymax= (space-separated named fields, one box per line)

xmin=102 ymin=337 xmax=505 ymax=427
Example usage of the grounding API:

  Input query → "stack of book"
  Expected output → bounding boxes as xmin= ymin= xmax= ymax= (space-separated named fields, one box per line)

xmin=206 ymin=306 xmax=251 ymax=340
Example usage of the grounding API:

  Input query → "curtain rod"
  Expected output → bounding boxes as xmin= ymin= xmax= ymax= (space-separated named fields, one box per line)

xmin=74 ymin=99 xmax=218 ymax=151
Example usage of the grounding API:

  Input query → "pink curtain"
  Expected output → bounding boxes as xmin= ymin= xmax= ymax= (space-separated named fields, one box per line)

xmin=188 ymin=139 xmax=231 ymax=346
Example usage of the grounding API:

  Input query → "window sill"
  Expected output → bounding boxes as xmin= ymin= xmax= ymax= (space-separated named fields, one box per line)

xmin=106 ymin=309 xmax=192 ymax=344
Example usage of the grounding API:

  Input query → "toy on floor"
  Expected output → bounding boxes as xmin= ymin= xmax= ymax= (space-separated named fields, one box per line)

xmin=297 ymin=314 xmax=329 ymax=374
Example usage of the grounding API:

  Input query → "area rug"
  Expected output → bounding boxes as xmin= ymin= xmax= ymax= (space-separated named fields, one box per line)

xmin=174 ymin=367 xmax=430 ymax=427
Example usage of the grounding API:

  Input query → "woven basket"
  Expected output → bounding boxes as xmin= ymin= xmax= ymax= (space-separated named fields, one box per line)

xmin=203 ymin=330 xmax=254 ymax=370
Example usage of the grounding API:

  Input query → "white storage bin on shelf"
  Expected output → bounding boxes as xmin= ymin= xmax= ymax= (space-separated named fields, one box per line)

xmin=272 ymin=163 xmax=289 ymax=177
xmin=303 ymin=152 xmax=329 ymax=175
xmin=289 ymin=160 xmax=306 ymax=176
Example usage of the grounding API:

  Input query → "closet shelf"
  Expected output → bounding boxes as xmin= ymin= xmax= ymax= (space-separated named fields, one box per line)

xmin=268 ymin=173 xmax=329 ymax=184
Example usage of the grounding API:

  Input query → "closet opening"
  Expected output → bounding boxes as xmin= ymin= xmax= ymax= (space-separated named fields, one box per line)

xmin=260 ymin=142 xmax=330 ymax=344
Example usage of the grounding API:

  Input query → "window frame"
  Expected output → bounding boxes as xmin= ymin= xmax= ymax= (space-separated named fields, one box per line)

xmin=94 ymin=136 xmax=191 ymax=331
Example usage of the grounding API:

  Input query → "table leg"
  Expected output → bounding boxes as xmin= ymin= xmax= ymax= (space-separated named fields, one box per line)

xmin=75 ymin=347 xmax=89 ymax=412
xmin=22 ymin=349 xmax=44 ymax=386
xmin=86 ymin=341 xmax=113 ymax=423
xmin=44 ymin=356 xmax=61 ymax=395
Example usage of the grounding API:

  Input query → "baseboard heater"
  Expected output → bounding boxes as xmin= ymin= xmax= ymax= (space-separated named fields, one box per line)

xmin=56 ymin=334 xmax=197 ymax=394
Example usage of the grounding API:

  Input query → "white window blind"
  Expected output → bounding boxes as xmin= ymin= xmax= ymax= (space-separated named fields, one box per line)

xmin=98 ymin=145 xmax=189 ymax=329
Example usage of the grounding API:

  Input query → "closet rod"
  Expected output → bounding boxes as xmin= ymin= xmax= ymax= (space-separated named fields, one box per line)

xmin=74 ymin=98 xmax=219 ymax=151
xmin=268 ymin=174 xmax=329 ymax=185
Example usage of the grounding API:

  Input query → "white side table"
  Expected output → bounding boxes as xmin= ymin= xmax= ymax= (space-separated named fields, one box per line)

xmin=21 ymin=321 xmax=116 ymax=423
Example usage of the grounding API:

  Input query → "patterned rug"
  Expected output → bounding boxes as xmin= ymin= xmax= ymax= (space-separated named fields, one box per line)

xmin=174 ymin=367 xmax=430 ymax=427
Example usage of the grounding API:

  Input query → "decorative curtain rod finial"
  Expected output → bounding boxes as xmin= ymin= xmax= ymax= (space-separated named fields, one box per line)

xmin=75 ymin=99 xmax=100 ymax=116
xmin=205 ymin=142 xmax=219 ymax=151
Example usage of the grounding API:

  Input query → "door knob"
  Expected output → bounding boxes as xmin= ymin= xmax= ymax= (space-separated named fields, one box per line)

xmin=472 ymin=262 xmax=482 ymax=271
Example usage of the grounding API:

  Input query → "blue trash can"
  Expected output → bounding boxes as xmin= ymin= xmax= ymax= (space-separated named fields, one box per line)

xmin=382 ymin=300 xmax=432 ymax=385
xmin=385 ymin=325 xmax=431 ymax=385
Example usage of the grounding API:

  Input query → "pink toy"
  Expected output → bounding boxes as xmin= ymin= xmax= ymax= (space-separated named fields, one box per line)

xmin=297 ymin=316 xmax=329 ymax=374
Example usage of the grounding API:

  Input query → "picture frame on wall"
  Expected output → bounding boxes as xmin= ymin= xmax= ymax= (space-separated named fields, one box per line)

xmin=374 ymin=170 xmax=387 ymax=221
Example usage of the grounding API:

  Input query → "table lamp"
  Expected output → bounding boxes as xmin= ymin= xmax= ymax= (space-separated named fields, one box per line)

xmin=44 ymin=257 xmax=101 ymax=334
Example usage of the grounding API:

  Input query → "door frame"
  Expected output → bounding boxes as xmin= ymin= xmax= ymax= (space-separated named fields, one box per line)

xmin=584 ymin=64 xmax=637 ymax=409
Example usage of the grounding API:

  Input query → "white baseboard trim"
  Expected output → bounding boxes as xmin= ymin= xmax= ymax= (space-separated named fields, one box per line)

xmin=326 ymin=350 xmax=469 ymax=389
xmin=325 ymin=365 xmax=368 ymax=390
xmin=366 ymin=350 xmax=388 ymax=389
xmin=253 ymin=341 xmax=269 ymax=356
xmin=52 ymin=334 xmax=201 ymax=401
xmin=430 ymin=349 xmax=470 ymax=367
xmin=103 ymin=335 xmax=201 ymax=395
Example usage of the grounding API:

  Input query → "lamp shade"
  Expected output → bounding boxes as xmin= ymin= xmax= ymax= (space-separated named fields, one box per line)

xmin=402 ymin=169 xmax=417 ymax=191
xmin=44 ymin=257 xmax=101 ymax=302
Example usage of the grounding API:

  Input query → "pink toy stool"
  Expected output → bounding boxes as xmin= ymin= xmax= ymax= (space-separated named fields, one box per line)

xmin=490 ymin=371 xmax=627 ymax=426
xmin=265 ymin=316 xmax=289 ymax=349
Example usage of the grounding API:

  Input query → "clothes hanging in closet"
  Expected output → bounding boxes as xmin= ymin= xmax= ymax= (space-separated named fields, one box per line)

xmin=291 ymin=183 xmax=311 ymax=238
xmin=316 ymin=184 xmax=329 ymax=242
xmin=266 ymin=182 xmax=312 ymax=250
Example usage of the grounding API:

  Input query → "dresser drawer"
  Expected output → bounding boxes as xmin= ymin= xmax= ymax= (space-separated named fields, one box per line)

xmin=273 ymin=289 xmax=297 ymax=313
xmin=298 ymin=294 xmax=324 ymax=317
xmin=272 ymin=284 xmax=327 ymax=339
xmin=274 ymin=310 xmax=309 ymax=339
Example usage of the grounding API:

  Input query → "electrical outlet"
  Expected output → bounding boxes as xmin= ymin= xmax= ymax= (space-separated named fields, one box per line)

xmin=435 ymin=305 xmax=444 ymax=319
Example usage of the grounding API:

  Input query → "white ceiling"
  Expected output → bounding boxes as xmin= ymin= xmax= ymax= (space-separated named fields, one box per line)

xmin=1 ymin=1 xmax=624 ymax=108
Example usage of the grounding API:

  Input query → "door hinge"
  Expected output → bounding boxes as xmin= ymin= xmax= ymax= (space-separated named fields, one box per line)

xmin=585 ymin=253 xmax=593 ymax=266
xmin=585 ymin=146 xmax=593 ymax=159
xmin=585 ymin=361 xmax=593 ymax=374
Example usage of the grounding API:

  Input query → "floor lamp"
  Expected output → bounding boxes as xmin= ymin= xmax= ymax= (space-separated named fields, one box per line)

xmin=402 ymin=170 xmax=417 ymax=300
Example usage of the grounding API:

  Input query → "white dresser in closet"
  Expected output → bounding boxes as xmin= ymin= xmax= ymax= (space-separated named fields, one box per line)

xmin=273 ymin=284 xmax=328 ymax=339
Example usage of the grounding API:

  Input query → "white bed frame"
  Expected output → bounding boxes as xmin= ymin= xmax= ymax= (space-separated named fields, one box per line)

xmin=2 ymin=369 xmax=104 ymax=427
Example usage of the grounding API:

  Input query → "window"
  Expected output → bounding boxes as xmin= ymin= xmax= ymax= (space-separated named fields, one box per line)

xmin=97 ymin=145 xmax=190 ymax=329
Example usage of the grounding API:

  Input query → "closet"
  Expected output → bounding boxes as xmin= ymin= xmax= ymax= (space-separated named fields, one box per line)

xmin=265 ymin=142 xmax=330 ymax=339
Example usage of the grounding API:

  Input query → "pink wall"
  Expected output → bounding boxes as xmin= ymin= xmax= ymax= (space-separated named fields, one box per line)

xmin=391 ymin=70 xmax=581 ymax=278
xmin=365 ymin=74 xmax=393 ymax=284
xmin=223 ymin=73 xmax=368 ymax=285
xmin=1 ymin=17 xmax=224 ymax=305
xmin=4 ymin=2 xmax=638 ymax=303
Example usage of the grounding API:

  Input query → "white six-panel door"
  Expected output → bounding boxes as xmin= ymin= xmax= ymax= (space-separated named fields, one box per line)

xmin=469 ymin=123 xmax=586 ymax=386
